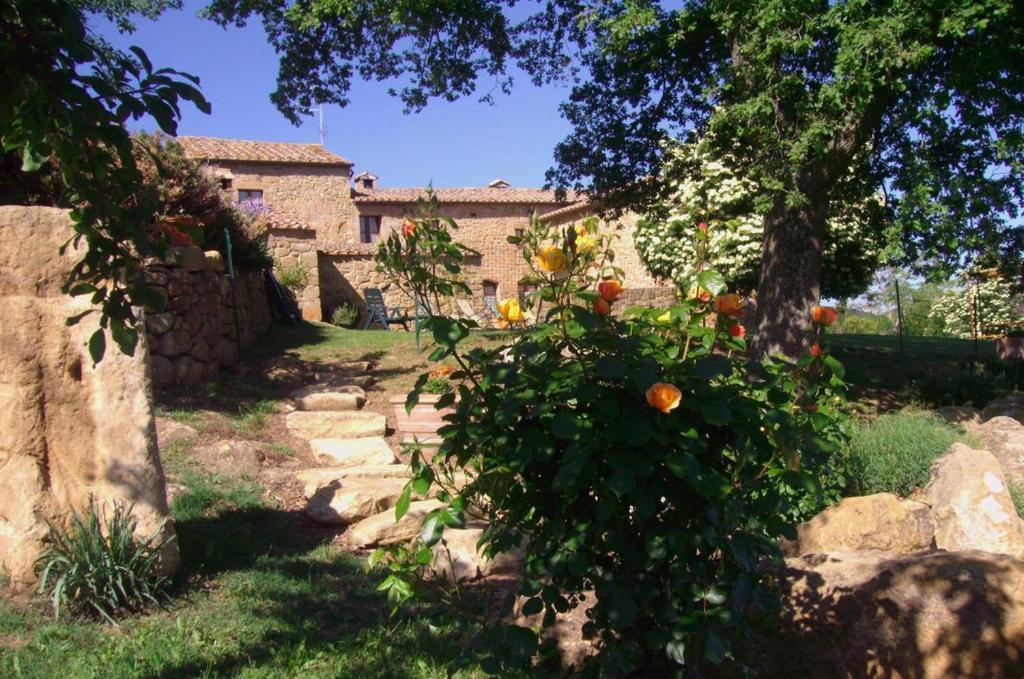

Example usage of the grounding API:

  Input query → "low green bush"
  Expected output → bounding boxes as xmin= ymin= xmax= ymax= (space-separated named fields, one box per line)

xmin=330 ymin=303 xmax=359 ymax=328
xmin=277 ymin=263 xmax=309 ymax=290
xmin=845 ymin=410 xmax=961 ymax=497
xmin=35 ymin=499 xmax=171 ymax=623
xmin=1010 ymin=482 xmax=1024 ymax=519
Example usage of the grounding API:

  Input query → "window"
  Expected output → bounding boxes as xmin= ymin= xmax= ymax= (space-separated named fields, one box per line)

xmin=518 ymin=282 xmax=537 ymax=305
xmin=237 ymin=189 xmax=263 ymax=203
xmin=359 ymin=215 xmax=382 ymax=243
xmin=361 ymin=178 xmax=374 ymax=189
xmin=483 ymin=281 xmax=498 ymax=298
xmin=514 ymin=228 xmax=525 ymax=239
xmin=219 ymin=177 xmax=233 ymax=190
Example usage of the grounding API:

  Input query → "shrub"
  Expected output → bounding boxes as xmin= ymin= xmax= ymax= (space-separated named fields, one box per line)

xmin=35 ymin=499 xmax=171 ymax=623
xmin=277 ymin=263 xmax=309 ymax=290
xmin=373 ymin=206 xmax=849 ymax=674
xmin=1010 ymin=482 xmax=1024 ymax=519
xmin=845 ymin=410 xmax=961 ymax=497
xmin=330 ymin=303 xmax=359 ymax=328
xmin=911 ymin=361 xmax=1016 ymax=408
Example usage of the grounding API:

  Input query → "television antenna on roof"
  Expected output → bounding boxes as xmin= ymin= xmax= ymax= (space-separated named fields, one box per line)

xmin=318 ymin=104 xmax=328 ymax=146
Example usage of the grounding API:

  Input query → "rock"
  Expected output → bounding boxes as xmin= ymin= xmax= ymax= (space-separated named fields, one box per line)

xmin=285 ymin=411 xmax=386 ymax=441
xmin=310 ymin=437 xmax=396 ymax=467
xmin=430 ymin=522 xmax=523 ymax=582
xmin=150 ymin=355 xmax=175 ymax=387
xmin=784 ymin=493 xmax=934 ymax=557
xmin=145 ymin=312 xmax=176 ymax=336
xmin=190 ymin=338 xmax=211 ymax=362
xmin=938 ymin=405 xmax=980 ymax=427
xmin=173 ymin=355 xmax=206 ymax=386
xmin=752 ymin=550 xmax=1024 ymax=678
xmin=191 ymin=440 xmax=263 ymax=478
xmin=924 ymin=443 xmax=1024 ymax=557
xmin=982 ymin=392 xmax=1024 ymax=425
xmin=345 ymin=499 xmax=445 ymax=547
xmin=316 ymin=373 xmax=376 ymax=389
xmin=0 ymin=206 xmax=178 ymax=586
xmin=165 ymin=245 xmax=206 ymax=271
xmin=291 ymin=383 xmax=366 ymax=411
xmin=203 ymin=250 xmax=225 ymax=272
xmin=213 ymin=338 xmax=238 ymax=367
xmin=158 ymin=329 xmax=193 ymax=357
xmin=296 ymin=466 xmax=410 ymax=497
xmin=305 ymin=477 xmax=409 ymax=525
xmin=155 ymin=417 xmax=199 ymax=449
xmin=972 ymin=416 xmax=1024 ymax=487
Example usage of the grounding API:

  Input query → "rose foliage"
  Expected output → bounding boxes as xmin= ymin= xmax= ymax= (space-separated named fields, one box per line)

xmin=372 ymin=211 xmax=849 ymax=674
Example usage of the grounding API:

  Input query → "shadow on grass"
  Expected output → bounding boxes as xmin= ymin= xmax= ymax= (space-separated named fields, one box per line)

xmin=159 ymin=503 xmax=500 ymax=678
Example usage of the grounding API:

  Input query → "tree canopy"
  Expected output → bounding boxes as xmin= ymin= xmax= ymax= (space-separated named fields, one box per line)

xmin=204 ymin=0 xmax=1023 ymax=354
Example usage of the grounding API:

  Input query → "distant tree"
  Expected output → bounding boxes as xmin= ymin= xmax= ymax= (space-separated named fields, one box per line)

xmin=1 ymin=0 xmax=208 ymax=359
xmin=930 ymin=276 xmax=1024 ymax=339
xmin=204 ymin=0 xmax=1024 ymax=356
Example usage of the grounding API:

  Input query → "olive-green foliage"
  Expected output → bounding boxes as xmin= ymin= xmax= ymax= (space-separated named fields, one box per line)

xmin=1009 ymin=482 xmax=1024 ymax=519
xmin=845 ymin=410 xmax=961 ymax=497
xmin=35 ymin=499 xmax=170 ymax=623
xmin=374 ymin=212 xmax=850 ymax=674
xmin=330 ymin=302 xmax=359 ymax=327
xmin=1 ymin=0 xmax=209 ymax=361
xmin=275 ymin=262 xmax=309 ymax=290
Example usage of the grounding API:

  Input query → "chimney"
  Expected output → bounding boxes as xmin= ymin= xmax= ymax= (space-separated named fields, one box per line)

xmin=354 ymin=171 xmax=379 ymax=191
xmin=487 ymin=178 xmax=511 ymax=189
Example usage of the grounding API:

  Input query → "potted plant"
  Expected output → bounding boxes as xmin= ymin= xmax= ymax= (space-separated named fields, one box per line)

xmin=390 ymin=365 xmax=456 ymax=453
xmin=996 ymin=327 xmax=1024 ymax=361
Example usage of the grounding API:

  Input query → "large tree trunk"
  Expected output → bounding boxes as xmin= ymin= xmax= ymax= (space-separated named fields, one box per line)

xmin=752 ymin=192 xmax=827 ymax=358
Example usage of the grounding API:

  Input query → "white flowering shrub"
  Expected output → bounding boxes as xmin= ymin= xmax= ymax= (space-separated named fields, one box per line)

xmin=635 ymin=143 xmax=885 ymax=298
xmin=928 ymin=278 xmax=1023 ymax=338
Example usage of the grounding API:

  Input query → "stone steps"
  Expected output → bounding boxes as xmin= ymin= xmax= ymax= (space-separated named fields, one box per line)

xmin=309 ymin=436 xmax=397 ymax=466
xmin=290 ymin=383 xmax=367 ymax=412
xmin=305 ymin=476 xmax=410 ymax=525
xmin=345 ymin=499 xmax=445 ymax=547
xmin=285 ymin=410 xmax=385 ymax=440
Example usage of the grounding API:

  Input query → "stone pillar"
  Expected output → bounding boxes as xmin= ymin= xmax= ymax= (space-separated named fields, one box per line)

xmin=0 ymin=206 xmax=179 ymax=587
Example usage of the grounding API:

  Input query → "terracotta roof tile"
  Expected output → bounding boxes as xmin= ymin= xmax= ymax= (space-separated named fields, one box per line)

xmin=179 ymin=136 xmax=352 ymax=166
xmin=539 ymin=199 xmax=596 ymax=222
xmin=352 ymin=187 xmax=577 ymax=205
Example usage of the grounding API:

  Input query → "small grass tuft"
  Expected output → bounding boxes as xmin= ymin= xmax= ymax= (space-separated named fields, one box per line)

xmin=227 ymin=399 xmax=277 ymax=436
xmin=845 ymin=409 xmax=962 ymax=497
xmin=1009 ymin=482 xmax=1024 ymax=519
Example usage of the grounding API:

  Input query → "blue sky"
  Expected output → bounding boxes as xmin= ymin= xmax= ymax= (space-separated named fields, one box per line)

xmin=91 ymin=1 xmax=574 ymax=189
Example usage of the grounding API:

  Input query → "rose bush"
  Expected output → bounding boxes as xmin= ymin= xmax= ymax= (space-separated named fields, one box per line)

xmin=372 ymin=211 xmax=848 ymax=674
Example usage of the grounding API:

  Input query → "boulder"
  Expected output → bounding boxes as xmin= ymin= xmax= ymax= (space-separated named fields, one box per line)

xmin=295 ymin=465 xmax=411 ymax=496
xmin=784 ymin=493 xmax=934 ymax=556
xmin=0 ymin=206 xmax=178 ymax=586
xmin=751 ymin=550 xmax=1024 ymax=678
xmin=345 ymin=499 xmax=444 ymax=547
xmin=145 ymin=312 xmax=176 ymax=336
xmin=203 ymin=250 xmax=225 ymax=272
xmin=165 ymin=245 xmax=205 ymax=271
xmin=982 ymin=392 xmax=1024 ymax=425
xmin=924 ymin=443 xmax=1024 ymax=557
xmin=938 ymin=405 xmax=980 ymax=427
xmin=158 ymin=329 xmax=193 ymax=357
xmin=430 ymin=522 xmax=524 ymax=582
xmin=305 ymin=477 xmax=408 ymax=525
xmin=291 ymin=383 xmax=366 ymax=411
xmin=972 ymin=416 xmax=1024 ymax=487
xmin=155 ymin=417 xmax=199 ymax=449
xmin=309 ymin=437 xmax=396 ymax=467
xmin=285 ymin=411 xmax=386 ymax=441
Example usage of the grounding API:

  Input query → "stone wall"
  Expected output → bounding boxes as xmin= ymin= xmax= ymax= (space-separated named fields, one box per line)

xmin=268 ymin=227 xmax=322 ymax=321
xmin=0 ymin=206 xmax=178 ymax=587
xmin=210 ymin=161 xmax=353 ymax=241
xmin=143 ymin=249 xmax=271 ymax=389
xmin=544 ymin=208 xmax=662 ymax=289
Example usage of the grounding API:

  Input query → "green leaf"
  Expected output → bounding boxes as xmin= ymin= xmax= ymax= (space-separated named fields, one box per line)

xmin=521 ymin=597 xmax=543 ymax=616
xmin=596 ymin=357 xmax=628 ymax=379
xmin=666 ymin=640 xmax=686 ymax=666
xmin=394 ymin=485 xmax=412 ymax=521
xmin=701 ymin=401 xmax=732 ymax=425
xmin=696 ymin=270 xmax=726 ymax=295
xmin=608 ymin=466 xmax=636 ymax=496
xmin=823 ymin=355 xmax=845 ymax=379
xmin=694 ymin=355 xmax=732 ymax=380
xmin=88 ymin=329 xmax=105 ymax=364
xmin=420 ymin=513 xmax=443 ymax=547
xmin=551 ymin=411 xmax=578 ymax=440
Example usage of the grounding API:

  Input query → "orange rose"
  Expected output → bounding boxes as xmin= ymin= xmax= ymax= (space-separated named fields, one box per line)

xmin=729 ymin=323 xmax=745 ymax=338
xmin=597 ymin=279 xmax=623 ymax=302
xmin=402 ymin=220 xmax=416 ymax=237
xmin=496 ymin=298 xmax=524 ymax=322
xmin=810 ymin=343 xmax=823 ymax=358
xmin=812 ymin=305 xmax=838 ymax=326
xmin=594 ymin=298 xmax=611 ymax=316
xmin=646 ymin=382 xmax=682 ymax=414
xmin=713 ymin=293 xmax=744 ymax=317
xmin=536 ymin=245 xmax=567 ymax=273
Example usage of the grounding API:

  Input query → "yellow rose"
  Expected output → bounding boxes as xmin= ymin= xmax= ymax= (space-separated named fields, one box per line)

xmin=496 ymin=298 xmax=524 ymax=322
xmin=536 ymin=245 xmax=567 ymax=273
xmin=646 ymin=382 xmax=682 ymax=414
xmin=576 ymin=234 xmax=598 ymax=253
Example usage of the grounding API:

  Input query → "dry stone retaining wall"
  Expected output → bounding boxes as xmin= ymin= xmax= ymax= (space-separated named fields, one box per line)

xmin=0 ymin=206 xmax=178 ymax=586
xmin=268 ymin=227 xmax=322 ymax=321
xmin=143 ymin=252 xmax=270 ymax=389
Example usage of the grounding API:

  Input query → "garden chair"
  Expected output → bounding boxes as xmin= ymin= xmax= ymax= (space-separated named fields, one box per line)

xmin=362 ymin=288 xmax=409 ymax=330
xmin=455 ymin=298 xmax=487 ymax=326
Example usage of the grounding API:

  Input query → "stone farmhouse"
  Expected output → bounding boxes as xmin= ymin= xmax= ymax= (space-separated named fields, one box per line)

xmin=179 ymin=136 xmax=668 ymax=322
